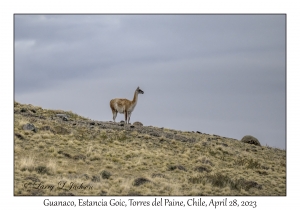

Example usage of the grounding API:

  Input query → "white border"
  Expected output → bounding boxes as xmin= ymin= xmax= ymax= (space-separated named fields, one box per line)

xmin=2 ymin=0 xmax=298 ymax=209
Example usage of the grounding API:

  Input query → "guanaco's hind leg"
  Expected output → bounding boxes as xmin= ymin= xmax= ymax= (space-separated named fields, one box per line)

xmin=112 ymin=110 xmax=117 ymax=122
xmin=125 ymin=111 xmax=128 ymax=124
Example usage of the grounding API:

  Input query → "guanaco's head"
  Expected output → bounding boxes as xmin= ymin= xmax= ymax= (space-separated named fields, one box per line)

xmin=136 ymin=86 xmax=144 ymax=94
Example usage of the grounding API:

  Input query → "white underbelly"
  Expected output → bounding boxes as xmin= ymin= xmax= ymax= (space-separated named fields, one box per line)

xmin=116 ymin=107 xmax=125 ymax=113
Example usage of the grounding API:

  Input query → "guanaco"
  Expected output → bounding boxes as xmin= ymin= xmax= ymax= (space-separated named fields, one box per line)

xmin=110 ymin=87 xmax=144 ymax=124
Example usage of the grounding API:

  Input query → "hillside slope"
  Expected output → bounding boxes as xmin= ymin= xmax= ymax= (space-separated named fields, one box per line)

xmin=14 ymin=102 xmax=286 ymax=196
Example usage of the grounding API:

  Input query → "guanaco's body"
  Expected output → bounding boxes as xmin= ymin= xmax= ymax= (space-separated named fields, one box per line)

xmin=110 ymin=87 xmax=144 ymax=124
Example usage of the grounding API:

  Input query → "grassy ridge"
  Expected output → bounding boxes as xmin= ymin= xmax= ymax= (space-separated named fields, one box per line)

xmin=14 ymin=102 xmax=286 ymax=196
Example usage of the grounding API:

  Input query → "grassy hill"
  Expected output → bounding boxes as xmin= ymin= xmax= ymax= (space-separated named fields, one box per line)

xmin=14 ymin=102 xmax=286 ymax=196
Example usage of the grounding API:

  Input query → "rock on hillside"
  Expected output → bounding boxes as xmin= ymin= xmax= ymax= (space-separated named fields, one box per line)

xmin=241 ymin=135 xmax=261 ymax=146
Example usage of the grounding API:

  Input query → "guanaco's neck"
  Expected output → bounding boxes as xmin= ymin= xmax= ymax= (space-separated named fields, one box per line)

xmin=132 ymin=90 xmax=138 ymax=105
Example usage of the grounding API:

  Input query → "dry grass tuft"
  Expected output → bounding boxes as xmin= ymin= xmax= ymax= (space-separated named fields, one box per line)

xmin=19 ymin=156 xmax=35 ymax=172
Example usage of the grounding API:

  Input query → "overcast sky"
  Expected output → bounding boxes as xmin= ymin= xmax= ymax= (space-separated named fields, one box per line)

xmin=14 ymin=14 xmax=286 ymax=149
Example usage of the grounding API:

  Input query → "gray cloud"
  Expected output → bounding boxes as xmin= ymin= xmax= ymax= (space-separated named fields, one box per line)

xmin=14 ymin=14 xmax=286 ymax=149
